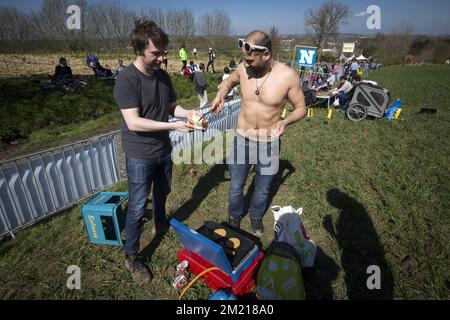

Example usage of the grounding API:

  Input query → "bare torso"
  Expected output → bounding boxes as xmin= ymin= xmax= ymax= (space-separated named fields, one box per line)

xmin=236 ymin=61 xmax=292 ymax=140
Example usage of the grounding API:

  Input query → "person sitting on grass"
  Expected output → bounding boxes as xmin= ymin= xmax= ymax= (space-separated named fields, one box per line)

xmin=50 ymin=57 xmax=81 ymax=92
xmin=52 ymin=57 xmax=73 ymax=84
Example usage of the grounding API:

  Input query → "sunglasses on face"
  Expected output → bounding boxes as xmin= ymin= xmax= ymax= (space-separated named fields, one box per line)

xmin=238 ymin=39 xmax=268 ymax=53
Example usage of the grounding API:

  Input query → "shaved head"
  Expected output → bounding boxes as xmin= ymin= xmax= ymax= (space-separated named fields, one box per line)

xmin=245 ymin=30 xmax=272 ymax=53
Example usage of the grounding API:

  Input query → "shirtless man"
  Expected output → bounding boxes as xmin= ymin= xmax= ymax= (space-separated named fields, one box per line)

xmin=211 ymin=30 xmax=306 ymax=236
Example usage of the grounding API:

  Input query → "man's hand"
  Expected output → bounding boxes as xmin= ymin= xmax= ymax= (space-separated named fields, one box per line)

xmin=269 ymin=120 xmax=287 ymax=139
xmin=210 ymin=95 xmax=225 ymax=115
xmin=186 ymin=111 xmax=202 ymax=122
xmin=172 ymin=121 xmax=194 ymax=132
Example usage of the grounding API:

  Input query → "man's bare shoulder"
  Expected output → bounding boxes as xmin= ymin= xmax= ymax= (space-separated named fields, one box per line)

xmin=235 ymin=62 xmax=246 ymax=76
xmin=274 ymin=61 xmax=298 ymax=79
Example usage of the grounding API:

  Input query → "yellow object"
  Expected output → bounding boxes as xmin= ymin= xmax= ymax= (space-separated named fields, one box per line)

xmin=394 ymin=108 xmax=402 ymax=119
xmin=225 ymin=237 xmax=241 ymax=249
xmin=327 ymin=108 xmax=333 ymax=119
xmin=281 ymin=108 xmax=287 ymax=119
xmin=178 ymin=267 xmax=220 ymax=300
xmin=307 ymin=108 xmax=313 ymax=117
xmin=213 ymin=228 xmax=227 ymax=239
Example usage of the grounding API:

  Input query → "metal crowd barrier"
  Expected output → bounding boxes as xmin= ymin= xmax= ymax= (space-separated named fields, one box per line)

xmin=0 ymin=133 xmax=121 ymax=238
xmin=169 ymin=98 xmax=241 ymax=151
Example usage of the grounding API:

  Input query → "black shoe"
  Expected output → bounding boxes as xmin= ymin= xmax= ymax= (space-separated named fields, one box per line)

xmin=228 ymin=215 xmax=241 ymax=229
xmin=250 ymin=218 xmax=264 ymax=237
xmin=125 ymin=255 xmax=151 ymax=284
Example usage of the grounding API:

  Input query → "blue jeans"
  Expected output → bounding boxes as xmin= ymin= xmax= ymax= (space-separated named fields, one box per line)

xmin=124 ymin=154 xmax=172 ymax=256
xmin=337 ymin=92 xmax=349 ymax=108
xmin=227 ymin=133 xmax=280 ymax=220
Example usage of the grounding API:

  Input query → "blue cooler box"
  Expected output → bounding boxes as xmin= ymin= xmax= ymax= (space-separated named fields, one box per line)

xmin=81 ymin=192 xmax=128 ymax=246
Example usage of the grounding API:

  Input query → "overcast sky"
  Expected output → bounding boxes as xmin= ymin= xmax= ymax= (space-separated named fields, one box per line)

xmin=2 ymin=0 xmax=449 ymax=35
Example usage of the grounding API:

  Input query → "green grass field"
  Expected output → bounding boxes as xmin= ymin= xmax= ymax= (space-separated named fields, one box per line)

xmin=0 ymin=72 xmax=221 ymax=159
xmin=0 ymin=65 xmax=449 ymax=300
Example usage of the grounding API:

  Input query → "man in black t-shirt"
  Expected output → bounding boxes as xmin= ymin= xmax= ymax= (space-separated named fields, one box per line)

xmin=113 ymin=20 xmax=199 ymax=284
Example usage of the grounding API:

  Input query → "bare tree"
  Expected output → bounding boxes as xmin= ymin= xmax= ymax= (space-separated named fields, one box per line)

xmin=140 ymin=7 xmax=166 ymax=31
xmin=0 ymin=6 xmax=31 ymax=40
xmin=165 ymin=8 xmax=195 ymax=46
xmin=304 ymin=0 xmax=350 ymax=57
xmin=27 ymin=0 xmax=86 ymax=47
xmin=199 ymin=10 xmax=230 ymax=48
xmin=85 ymin=1 xmax=135 ymax=40
xmin=29 ymin=0 xmax=70 ymax=40
xmin=269 ymin=25 xmax=280 ymax=57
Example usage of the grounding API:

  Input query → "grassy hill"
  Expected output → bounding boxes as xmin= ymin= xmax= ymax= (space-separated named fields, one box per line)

xmin=0 ymin=65 xmax=449 ymax=299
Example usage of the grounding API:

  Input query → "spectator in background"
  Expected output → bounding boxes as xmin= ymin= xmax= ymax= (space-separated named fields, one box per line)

xmin=322 ymin=63 xmax=329 ymax=77
xmin=312 ymin=75 xmax=328 ymax=92
xmin=207 ymin=48 xmax=216 ymax=74
xmin=299 ymin=65 xmax=306 ymax=80
xmin=114 ymin=59 xmax=125 ymax=76
xmin=163 ymin=50 xmax=168 ymax=70
xmin=192 ymin=48 xmax=197 ymax=56
xmin=350 ymin=59 xmax=359 ymax=79
xmin=334 ymin=76 xmax=353 ymax=109
xmin=332 ymin=63 xmax=340 ymax=81
xmin=179 ymin=44 xmax=188 ymax=72
xmin=229 ymin=59 xmax=237 ymax=69
xmin=343 ymin=62 xmax=350 ymax=77
xmin=301 ymin=80 xmax=316 ymax=107
xmin=220 ymin=67 xmax=235 ymax=101
xmin=50 ymin=57 xmax=81 ymax=92
xmin=52 ymin=57 xmax=73 ymax=84
xmin=193 ymin=63 xmax=208 ymax=107
xmin=183 ymin=60 xmax=198 ymax=81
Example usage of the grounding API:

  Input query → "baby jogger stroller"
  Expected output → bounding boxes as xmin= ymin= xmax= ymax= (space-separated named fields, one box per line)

xmin=345 ymin=83 xmax=390 ymax=121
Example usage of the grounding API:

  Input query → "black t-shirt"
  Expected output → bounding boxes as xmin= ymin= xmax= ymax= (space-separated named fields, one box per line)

xmin=113 ymin=64 xmax=177 ymax=159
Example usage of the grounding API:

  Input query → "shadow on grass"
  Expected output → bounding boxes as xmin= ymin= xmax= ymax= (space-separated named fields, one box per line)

xmin=323 ymin=188 xmax=394 ymax=299
xmin=140 ymin=163 xmax=229 ymax=262
xmin=302 ymin=246 xmax=339 ymax=299
xmin=242 ymin=159 xmax=295 ymax=217
xmin=171 ymin=164 xmax=229 ymax=222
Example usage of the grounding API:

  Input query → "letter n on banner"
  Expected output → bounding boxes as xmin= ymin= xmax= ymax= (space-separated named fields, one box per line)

xmin=292 ymin=46 xmax=318 ymax=69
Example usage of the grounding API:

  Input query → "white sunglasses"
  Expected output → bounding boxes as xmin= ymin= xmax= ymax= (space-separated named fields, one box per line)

xmin=238 ymin=38 xmax=268 ymax=53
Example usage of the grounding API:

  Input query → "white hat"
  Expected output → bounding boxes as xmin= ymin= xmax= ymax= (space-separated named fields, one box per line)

xmin=209 ymin=48 xmax=212 ymax=51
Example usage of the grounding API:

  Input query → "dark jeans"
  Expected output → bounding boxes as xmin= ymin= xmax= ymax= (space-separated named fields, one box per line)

xmin=124 ymin=154 xmax=172 ymax=256
xmin=337 ymin=92 xmax=350 ymax=108
xmin=227 ymin=133 xmax=280 ymax=220
xmin=181 ymin=60 xmax=187 ymax=71
xmin=207 ymin=60 xmax=215 ymax=73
